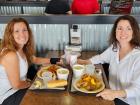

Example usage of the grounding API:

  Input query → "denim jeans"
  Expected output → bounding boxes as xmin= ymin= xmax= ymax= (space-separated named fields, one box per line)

xmin=1 ymin=88 xmax=27 ymax=105
xmin=114 ymin=98 xmax=130 ymax=105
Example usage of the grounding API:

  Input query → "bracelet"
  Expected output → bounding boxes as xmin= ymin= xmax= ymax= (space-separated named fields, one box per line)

xmin=50 ymin=58 xmax=60 ymax=64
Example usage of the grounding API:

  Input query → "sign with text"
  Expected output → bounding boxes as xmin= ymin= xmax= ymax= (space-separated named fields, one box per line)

xmin=109 ymin=0 xmax=133 ymax=14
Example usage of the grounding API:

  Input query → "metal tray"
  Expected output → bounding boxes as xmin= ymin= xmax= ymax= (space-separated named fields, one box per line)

xmin=29 ymin=65 xmax=69 ymax=91
xmin=69 ymin=64 xmax=109 ymax=95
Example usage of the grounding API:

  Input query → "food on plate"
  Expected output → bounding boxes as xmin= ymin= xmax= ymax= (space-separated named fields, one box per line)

xmin=42 ymin=71 xmax=52 ymax=77
xmin=37 ymin=70 xmax=56 ymax=80
xmin=76 ymin=74 xmax=103 ymax=91
xmin=42 ymin=71 xmax=54 ymax=81
xmin=37 ymin=65 xmax=60 ymax=79
xmin=41 ymin=64 xmax=60 ymax=74
xmin=47 ymin=80 xmax=67 ymax=88
xmin=34 ymin=80 xmax=42 ymax=88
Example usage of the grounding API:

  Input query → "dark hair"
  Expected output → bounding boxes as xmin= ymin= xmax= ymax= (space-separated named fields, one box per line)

xmin=109 ymin=15 xmax=140 ymax=51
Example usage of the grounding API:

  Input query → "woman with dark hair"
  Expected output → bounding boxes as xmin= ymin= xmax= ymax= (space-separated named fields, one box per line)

xmin=77 ymin=15 xmax=140 ymax=105
xmin=0 ymin=17 xmax=60 ymax=105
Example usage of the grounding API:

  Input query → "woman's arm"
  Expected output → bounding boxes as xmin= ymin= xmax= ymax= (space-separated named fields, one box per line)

xmin=32 ymin=56 xmax=60 ymax=65
xmin=67 ymin=11 xmax=72 ymax=15
xmin=77 ymin=59 xmax=91 ymax=65
xmin=124 ymin=57 xmax=140 ymax=98
xmin=1 ymin=52 xmax=31 ymax=89
xmin=77 ymin=46 xmax=112 ymax=65
xmin=32 ymin=56 xmax=50 ymax=65
xmin=89 ymin=46 xmax=112 ymax=64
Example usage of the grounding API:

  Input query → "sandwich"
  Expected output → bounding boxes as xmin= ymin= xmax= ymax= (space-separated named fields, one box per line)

xmin=47 ymin=80 xmax=67 ymax=88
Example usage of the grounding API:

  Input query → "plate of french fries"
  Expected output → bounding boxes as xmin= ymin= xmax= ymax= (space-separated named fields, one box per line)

xmin=73 ymin=74 xmax=105 ymax=93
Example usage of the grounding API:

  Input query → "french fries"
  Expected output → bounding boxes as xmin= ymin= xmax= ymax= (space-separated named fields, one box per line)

xmin=76 ymin=74 xmax=102 ymax=91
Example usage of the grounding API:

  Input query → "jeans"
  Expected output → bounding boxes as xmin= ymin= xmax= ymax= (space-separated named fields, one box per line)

xmin=114 ymin=98 xmax=130 ymax=105
xmin=1 ymin=89 xmax=27 ymax=105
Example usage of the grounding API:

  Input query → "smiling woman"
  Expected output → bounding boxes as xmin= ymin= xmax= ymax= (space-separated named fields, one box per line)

xmin=0 ymin=17 xmax=60 ymax=105
xmin=77 ymin=15 xmax=140 ymax=105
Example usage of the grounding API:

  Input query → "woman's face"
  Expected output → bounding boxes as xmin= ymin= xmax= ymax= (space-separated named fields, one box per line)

xmin=13 ymin=22 xmax=29 ymax=48
xmin=116 ymin=20 xmax=133 ymax=45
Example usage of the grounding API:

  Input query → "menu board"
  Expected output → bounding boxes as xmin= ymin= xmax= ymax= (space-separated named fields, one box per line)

xmin=109 ymin=0 xmax=134 ymax=14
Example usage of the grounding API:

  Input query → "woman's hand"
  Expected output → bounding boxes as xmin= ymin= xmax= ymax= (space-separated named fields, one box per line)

xmin=50 ymin=58 xmax=60 ymax=64
xmin=96 ymin=89 xmax=126 ymax=101
xmin=56 ymin=58 xmax=63 ymax=65
xmin=77 ymin=59 xmax=91 ymax=65
xmin=96 ymin=89 xmax=116 ymax=100
xmin=26 ymin=79 xmax=32 ymax=88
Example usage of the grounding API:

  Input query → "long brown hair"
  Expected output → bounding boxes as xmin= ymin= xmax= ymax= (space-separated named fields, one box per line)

xmin=109 ymin=15 xmax=140 ymax=51
xmin=0 ymin=17 xmax=35 ymax=64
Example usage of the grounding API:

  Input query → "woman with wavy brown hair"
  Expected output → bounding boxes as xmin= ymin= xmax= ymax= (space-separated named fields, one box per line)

xmin=1 ymin=18 xmax=35 ymax=64
xmin=0 ymin=17 xmax=60 ymax=105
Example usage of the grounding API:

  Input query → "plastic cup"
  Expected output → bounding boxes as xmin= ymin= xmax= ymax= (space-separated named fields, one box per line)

xmin=85 ymin=64 xmax=95 ymax=75
xmin=64 ymin=49 xmax=72 ymax=65
xmin=70 ymin=54 xmax=77 ymax=67
xmin=42 ymin=71 xmax=53 ymax=87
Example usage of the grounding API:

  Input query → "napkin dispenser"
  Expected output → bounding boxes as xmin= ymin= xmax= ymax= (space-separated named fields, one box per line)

xmin=70 ymin=25 xmax=81 ymax=45
xmin=65 ymin=45 xmax=82 ymax=52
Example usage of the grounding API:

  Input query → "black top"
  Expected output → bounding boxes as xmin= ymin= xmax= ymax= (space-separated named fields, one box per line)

xmin=45 ymin=0 xmax=70 ymax=14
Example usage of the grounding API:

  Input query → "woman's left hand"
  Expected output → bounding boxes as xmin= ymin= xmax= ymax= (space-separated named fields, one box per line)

xmin=56 ymin=59 xmax=63 ymax=65
xmin=96 ymin=89 xmax=117 ymax=101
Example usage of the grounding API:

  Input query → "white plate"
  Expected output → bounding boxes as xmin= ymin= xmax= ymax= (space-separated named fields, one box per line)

xmin=37 ymin=70 xmax=56 ymax=80
xmin=37 ymin=65 xmax=60 ymax=80
xmin=73 ymin=78 xmax=105 ymax=93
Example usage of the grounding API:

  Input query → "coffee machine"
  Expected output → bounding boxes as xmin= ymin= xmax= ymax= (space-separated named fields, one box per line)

xmin=70 ymin=24 xmax=81 ymax=45
xmin=65 ymin=24 xmax=82 ymax=52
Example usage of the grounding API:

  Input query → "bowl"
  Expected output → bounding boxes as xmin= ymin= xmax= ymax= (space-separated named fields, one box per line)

xmin=72 ymin=64 xmax=85 ymax=78
xmin=57 ymin=68 xmax=69 ymax=80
